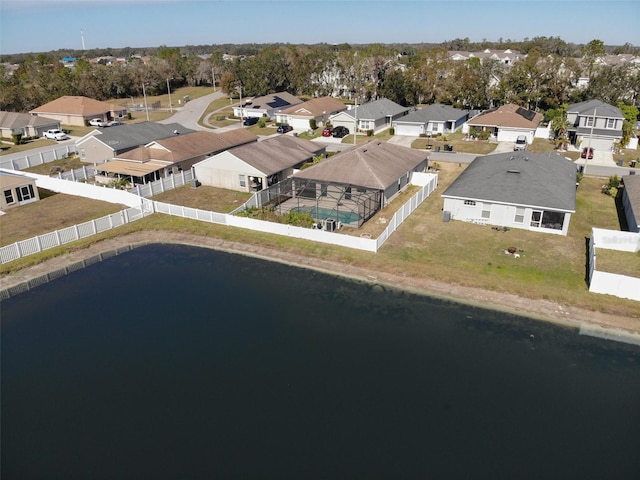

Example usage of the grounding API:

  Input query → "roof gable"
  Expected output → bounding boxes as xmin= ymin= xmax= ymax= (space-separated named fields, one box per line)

xmin=30 ymin=96 xmax=126 ymax=116
xmin=467 ymin=103 xmax=542 ymax=129
xmin=567 ymin=99 xmax=623 ymax=119
xmin=79 ymin=122 xmax=195 ymax=152
xmin=292 ymin=141 xmax=427 ymax=190
xmin=396 ymin=104 xmax=469 ymax=124
xmin=353 ymin=98 xmax=409 ymax=120
xmin=223 ymin=135 xmax=324 ymax=175
xmin=278 ymin=96 xmax=347 ymax=117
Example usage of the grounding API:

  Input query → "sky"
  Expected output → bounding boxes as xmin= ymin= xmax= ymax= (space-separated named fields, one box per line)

xmin=1 ymin=0 xmax=639 ymax=55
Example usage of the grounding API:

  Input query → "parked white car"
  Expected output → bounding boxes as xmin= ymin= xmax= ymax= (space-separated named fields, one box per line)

xmin=43 ymin=129 xmax=68 ymax=141
xmin=89 ymin=118 xmax=107 ymax=127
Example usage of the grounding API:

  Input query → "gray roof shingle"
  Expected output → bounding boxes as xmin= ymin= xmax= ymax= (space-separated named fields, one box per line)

xmin=396 ymin=104 xmax=469 ymax=124
xmin=292 ymin=141 xmax=428 ymax=190
xmin=88 ymin=122 xmax=194 ymax=152
xmin=442 ymin=151 xmax=577 ymax=212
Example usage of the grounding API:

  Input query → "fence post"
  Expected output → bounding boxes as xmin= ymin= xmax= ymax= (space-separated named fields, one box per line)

xmin=123 ymin=209 xmax=129 ymax=223
xmin=83 ymin=165 xmax=88 ymax=180
xmin=53 ymin=149 xmax=58 ymax=160
xmin=39 ymin=152 xmax=45 ymax=165
xmin=171 ymin=174 xmax=176 ymax=189
xmin=14 ymin=241 xmax=22 ymax=259
xmin=55 ymin=230 xmax=62 ymax=247
xmin=73 ymin=224 xmax=80 ymax=241
xmin=71 ymin=168 xmax=76 ymax=181
xmin=91 ymin=219 xmax=97 ymax=235
xmin=36 ymin=235 xmax=43 ymax=253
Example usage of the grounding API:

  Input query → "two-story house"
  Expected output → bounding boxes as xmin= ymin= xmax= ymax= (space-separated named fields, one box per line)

xmin=567 ymin=99 xmax=624 ymax=152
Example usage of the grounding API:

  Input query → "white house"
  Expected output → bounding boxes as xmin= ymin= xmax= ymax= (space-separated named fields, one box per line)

xmin=393 ymin=104 xmax=469 ymax=136
xmin=329 ymin=98 xmax=409 ymax=135
xmin=442 ymin=151 xmax=577 ymax=235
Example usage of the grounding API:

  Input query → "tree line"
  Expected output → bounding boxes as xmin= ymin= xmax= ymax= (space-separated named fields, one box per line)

xmin=1 ymin=38 xmax=638 ymax=115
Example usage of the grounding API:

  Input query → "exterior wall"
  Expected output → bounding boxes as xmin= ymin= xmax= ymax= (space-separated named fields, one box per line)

xmin=393 ymin=122 xmax=424 ymax=136
xmin=578 ymin=136 xmax=614 ymax=151
xmin=289 ymin=117 xmax=314 ymax=130
xmin=622 ymin=188 xmax=639 ymax=232
xmin=193 ymin=152 xmax=265 ymax=192
xmin=34 ymin=113 xmax=86 ymax=127
xmin=1 ymin=178 xmax=40 ymax=210
xmin=77 ymin=137 xmax=116 ymax=164
xmin=443 ymin=198 xmax=571 ymax=235
xmin=496 ymin=128 xmax=535 ymax=143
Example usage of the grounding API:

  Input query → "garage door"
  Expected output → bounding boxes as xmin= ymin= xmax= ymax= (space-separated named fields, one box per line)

xmin=395 ymin=123 xmax=423 ymax=136
xmin=587 ymin=138 xmax=614 ymax=151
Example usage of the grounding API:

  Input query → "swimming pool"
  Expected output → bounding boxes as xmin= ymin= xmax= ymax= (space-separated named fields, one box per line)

xmin=292 ymin=206 xmax=361 ymax=224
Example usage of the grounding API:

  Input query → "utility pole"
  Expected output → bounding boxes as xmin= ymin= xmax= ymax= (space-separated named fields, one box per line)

xmin=583 ymin=108 xmax=596 ymax=176
xmin=142 ymin=83 xmax=150 ymax=122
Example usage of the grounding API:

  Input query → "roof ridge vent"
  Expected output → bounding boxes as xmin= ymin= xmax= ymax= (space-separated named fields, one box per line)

xmin=507 ymin=169 xmax=520 ymax=173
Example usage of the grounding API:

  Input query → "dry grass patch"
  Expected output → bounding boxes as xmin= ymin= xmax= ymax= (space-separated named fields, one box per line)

xmin=150 ymin=185 xmax=251 ymax=213
xmin=24 ymin=156 xmax=85 ymax=175
xmin=595 ymin=248 xmax=640 ymax=277
xmin=0 ymin=189 xmax=124 ymax=246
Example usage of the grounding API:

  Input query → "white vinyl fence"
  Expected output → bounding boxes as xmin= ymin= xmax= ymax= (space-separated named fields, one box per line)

xmin=0 ymin=205 xmax=151 ymax=264
xmin=128 ymin=169 xmax=195 ymax=198
xmin=0 ymin=170 xmax=438 ymax=264
xmin=0 ymin=144 xmax=78 ymax=170
xmin=588 ymin=227 xmax=640 ymax=301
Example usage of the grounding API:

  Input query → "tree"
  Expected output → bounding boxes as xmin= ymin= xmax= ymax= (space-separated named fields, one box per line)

xmin=581 ymin=38 xmax=606 ymax=79
xmin=545 ymin=104 xmax=570 ymax=150
xmin=617 ymin=103 xmax=639 ymax=148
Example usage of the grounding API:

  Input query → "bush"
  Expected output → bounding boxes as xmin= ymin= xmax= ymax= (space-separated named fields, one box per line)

xmin=601 ymin=175 xmax=620 ymax=196
xmin=258 ymin=118 xmax=266 ymax=128
xmin=309 ymin=118 xmax=317 ymax=130
xmin=367 ymin=129 xmax=374 ymax=137
xmin=389 ymin=127 xmax=395 ymax=135
xmin=11 ymin=132 xmax=23 ymax=145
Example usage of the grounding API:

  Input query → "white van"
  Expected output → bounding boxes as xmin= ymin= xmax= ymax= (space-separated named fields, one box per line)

xmin=513 ymin=135 xmax=527 ymax=151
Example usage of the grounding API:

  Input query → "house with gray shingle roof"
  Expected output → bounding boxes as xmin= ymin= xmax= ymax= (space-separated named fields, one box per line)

xmin=621 ymin=174 xmax=640 ymax=233
xmin=193 ymin=134 xmax=325 ymax=192
xmin=0 ymin=111 xmax=61 ymax=139
xmin=567 ymin=99 xmax=625 ymax=151
xmin=328 ymin=98 xmax=410 ymax=134
xmin=442 ymin=151 xmax=577 ymax=235
xmin=392 ymin=104 xmax=469 ymax=136
xmin=75 ymin=122 xmax=194 ymax=164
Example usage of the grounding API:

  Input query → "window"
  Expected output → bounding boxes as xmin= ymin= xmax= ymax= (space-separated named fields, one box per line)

xmin=239 ymin=174 xmax=246 ymax=188
xmin=16 ymin=184 xmax=35 ymax=202
xmin=481 ymin=204 xmax=491 ymax=219
xmin=514 ymin=207 xmax=525 ymax=224
xmin=585 ymin=116 xmax=594 ymax=127
xmin=606 ymin=118 xmax=615 ymax=129
xmin=464 ymin=200 xmax=476 ymax=206
xmin=4 ymin=189 xmax=14 ymax=205
xmin=530 ymin=210 xmax=542 ymax=228
xmin=320 ymin=183 xmax=328 ymax=197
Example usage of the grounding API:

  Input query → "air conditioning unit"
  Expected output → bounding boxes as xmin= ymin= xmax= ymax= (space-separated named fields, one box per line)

xmin=325 ymin=219 xmax=336 ymax=232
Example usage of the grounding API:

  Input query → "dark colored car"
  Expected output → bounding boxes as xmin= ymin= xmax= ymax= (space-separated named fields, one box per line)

xmin=581 ymin=147 xmax=594 ymax=159
xmin=277 ymin=124 xmax=293 ymax=134
xmin=243 ymin=117 xmax=259 ymax=126
xmin=322 ymin=127 xmax=333 ymax=137
xmin=332 ymin=126 xmax=349 ymax=138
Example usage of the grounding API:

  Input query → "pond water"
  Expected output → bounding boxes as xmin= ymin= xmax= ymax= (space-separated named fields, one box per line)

xmin=2 ymin=244 xmax=639 ymax=479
